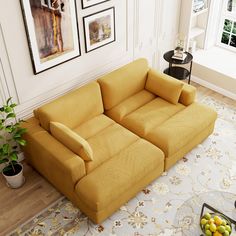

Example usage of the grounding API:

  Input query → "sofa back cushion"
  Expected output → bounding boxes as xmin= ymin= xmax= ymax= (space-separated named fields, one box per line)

xmin=37 ymin=82 xmax=104 ymax=131
xmin=50 ymin=122 xmax=93 ymax=161
xmin=145 ymin=69 xmax=184 ymax=104
xmin=98 ymin=58 xmax=149 ymax=110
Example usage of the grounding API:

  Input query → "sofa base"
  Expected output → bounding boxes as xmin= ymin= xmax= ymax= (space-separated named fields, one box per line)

xmin=165 ymin=122 xmax=215 ymax=170
xmin=73 ymin=163 xmax=163 ymax=224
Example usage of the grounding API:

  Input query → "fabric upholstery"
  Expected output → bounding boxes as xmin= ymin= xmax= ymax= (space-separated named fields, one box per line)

xmin=85 ymin=123 xmax=138 ymax=173
xmin=74 ymin=165 xmax=164 ymax=224
xmin=37 ymin=82 xmax=103 ymax=131
xmin=165 ymin=123 xmax=215 ymax=170
xmin=50 ymin=122 xmax=93 ymax=161
xmin=121 ymin=97 xmax=185 ymax=137
xmin=98 ymin=58 xmax=149 ymax=110
xmin=105 ymin=90 xmax=156 ymax=123
xmin=73 ymin=114 xmax=114 ymax=140
xmin=76 ymin=139 xmax=164 ymax=211
xmin=22 ymin=58 xmax=217 ymax=224
xmin=145 ymin=69 xmax=184 ymax=104
xmin=179 ymin=83 xmax=196 ymax=106
xmin=22 ymin=120 xmax=86 ymax=202
xmin=146 ymin=103 xmax=217 ymax=157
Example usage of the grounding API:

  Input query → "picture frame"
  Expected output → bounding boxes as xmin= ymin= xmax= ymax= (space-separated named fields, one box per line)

xmin=81 ymin=0 xmax=110 ymax=9
xmin=83 ymin=7 xmax=115 ymax=53
xmin=20 ymin=0 xmax=81 ymax=74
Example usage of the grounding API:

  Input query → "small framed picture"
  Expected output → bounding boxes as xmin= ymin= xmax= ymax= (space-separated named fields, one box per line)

xmin=20 ymin=0 xmax=81 ymax=74
xmin=83 ymin=7 xmax=115 ymax=53
xmin=81 ymin=0 xmax=110 ymax=9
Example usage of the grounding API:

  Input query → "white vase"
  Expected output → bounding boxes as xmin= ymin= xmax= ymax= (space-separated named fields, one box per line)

xmin=2 ymin=163 xmax=25 ymax=188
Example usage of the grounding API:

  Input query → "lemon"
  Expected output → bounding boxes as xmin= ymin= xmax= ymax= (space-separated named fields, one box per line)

xmin=205 ymin=213 xmax=211 ymax=220
xmin=201 ymin=218 xmax=208 ymax=225
xmin=221 ymin=220 xmax=226 ymax=226
xmin=210 ymin=223 xmax=217 ymax=232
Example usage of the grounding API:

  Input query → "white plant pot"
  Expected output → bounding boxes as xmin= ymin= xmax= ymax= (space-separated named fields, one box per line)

xmin=2 ymin=163 xmax=25 ymax=188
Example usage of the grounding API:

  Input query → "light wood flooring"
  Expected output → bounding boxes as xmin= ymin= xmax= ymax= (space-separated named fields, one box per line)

xmin=0 ymin=82 xmax=235 ymax=235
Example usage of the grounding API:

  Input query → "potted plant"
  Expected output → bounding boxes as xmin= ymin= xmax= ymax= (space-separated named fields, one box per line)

xmin=0 ymin=97 xmax=27 ymax=188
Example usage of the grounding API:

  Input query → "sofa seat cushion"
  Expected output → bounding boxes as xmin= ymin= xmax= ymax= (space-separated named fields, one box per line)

xmin=73 ymin=114 xmax=114 ymax=139
xmin=146 ymin=103 xmax=217 ymax=157
xmin=84 ymin=123 xmax=139 ymax=173
xmin=75 ymin=139 xmax=164 ymax=212
xmin=120 ymin=97 xmax=185 ymax=137
xmin=106 ymin=90 xmax=156 ymax=123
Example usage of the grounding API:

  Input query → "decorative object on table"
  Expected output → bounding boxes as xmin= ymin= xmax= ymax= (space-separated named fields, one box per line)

xmin=172 ymin=35 xmax=187 ymax=60
xmin=0 ymin=98 xmax=27 ymax=188
xmin=193 ymin=0 xmax=206 ymax=13
xmin=81 ymin=0 xmax=110 ymax=9
xmin=83 ymin=7 xmax=115 ymax=53
xmin=200 ymin=204 xmax=233 ymax=236
xmin=20 ymin=0 xmax=81 ymax=74
xmin=163 ymin=50 xmax=193 ymax=84
xmin=188 ymin=39 xmax=197 ymax=54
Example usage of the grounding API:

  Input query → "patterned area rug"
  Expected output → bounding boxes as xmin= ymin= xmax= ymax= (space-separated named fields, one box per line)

xmin=9 ymin=96 xmax=236 ymax=236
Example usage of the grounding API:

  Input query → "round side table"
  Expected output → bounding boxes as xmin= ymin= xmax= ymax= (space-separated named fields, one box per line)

xmin=163 ymin=50 xmax=193 ymax=84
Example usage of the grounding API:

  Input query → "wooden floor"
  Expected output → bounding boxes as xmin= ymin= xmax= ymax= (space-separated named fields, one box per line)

xmin=0 ymin=83 xmax=235 ymax=235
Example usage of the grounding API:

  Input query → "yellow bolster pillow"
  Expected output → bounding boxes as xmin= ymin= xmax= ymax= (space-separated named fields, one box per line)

xmin=145 ymin=69 xmax=184 ymax=104
xmin=50 ymin=121 xmax=93 ymax=161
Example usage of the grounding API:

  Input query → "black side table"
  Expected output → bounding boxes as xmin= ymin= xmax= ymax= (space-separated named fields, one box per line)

xmin=163 ymin=50 xmax=193 ymax=84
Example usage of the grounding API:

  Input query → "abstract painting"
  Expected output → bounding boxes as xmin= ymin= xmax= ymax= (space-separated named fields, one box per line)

xmin=83 ymin=7 xmax=115 ymax=53
xmin=21 ymin=0 xmax=80 ymax=74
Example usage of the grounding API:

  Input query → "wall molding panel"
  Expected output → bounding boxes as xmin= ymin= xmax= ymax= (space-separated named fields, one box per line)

xmin=0 ymin=23 xmax=19 ymax=105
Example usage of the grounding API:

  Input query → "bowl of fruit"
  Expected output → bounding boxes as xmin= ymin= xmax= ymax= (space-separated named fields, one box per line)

xmin=200 ymin=212 xmax=232 ymax=236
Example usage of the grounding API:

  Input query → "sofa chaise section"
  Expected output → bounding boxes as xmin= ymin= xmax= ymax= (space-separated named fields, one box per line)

xmin=98 ymin=58 xmax=217 ymax=170
xmin=23 ymin=81 xmax=165 ymax=223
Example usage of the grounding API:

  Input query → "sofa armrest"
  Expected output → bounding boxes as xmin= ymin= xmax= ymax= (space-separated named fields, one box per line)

xmin=22 ymin=118 xmax=86 ymax=199
xmin=179 ymin=83 xmax=196 ymax=106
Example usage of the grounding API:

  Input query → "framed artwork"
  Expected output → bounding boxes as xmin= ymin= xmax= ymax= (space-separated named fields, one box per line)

xmin=81 ymin=0 xmax=110 ymax=9
xmin=83 ymin=7 xmax=115 ymax=53
xmin=20 ymin=0 xmax=81 ymax=74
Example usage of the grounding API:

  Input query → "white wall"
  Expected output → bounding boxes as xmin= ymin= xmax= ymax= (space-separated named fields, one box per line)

xmin=0 ymin=0 xmax=181 ymax=118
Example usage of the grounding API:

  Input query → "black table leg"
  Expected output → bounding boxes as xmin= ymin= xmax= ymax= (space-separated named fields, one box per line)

xmin=188 ymin=61 xmax=193 ymax=84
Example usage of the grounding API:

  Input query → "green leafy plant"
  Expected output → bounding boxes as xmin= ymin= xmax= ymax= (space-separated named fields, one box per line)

xmin=0 ymin=97 xmax=27 ymax=174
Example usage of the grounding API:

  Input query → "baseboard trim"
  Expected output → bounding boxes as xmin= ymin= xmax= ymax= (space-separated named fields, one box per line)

xmin=192 ymin=76 xmax=236 ymax=101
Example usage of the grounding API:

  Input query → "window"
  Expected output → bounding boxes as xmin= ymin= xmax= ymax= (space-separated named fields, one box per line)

xmin=219 ymin=0 xmax=236 ymax=50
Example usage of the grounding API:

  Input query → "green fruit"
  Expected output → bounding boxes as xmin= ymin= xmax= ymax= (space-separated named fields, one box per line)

xmin=205 ymin=229 xmax=212 ymax=236
xmin=201 ymin=218 xmax=208 ymax=225
xmin=205 ymin=224 xmax=210 ymax=230
xmin=205 ymin=213 xmax=211 ymax=220
xmin=223 ymin=231 xmax=230 ymax=236
xmin=210 ymin=223 xmax=217 ymax=232
xmin=218 ymin=225 xmax=225 ymax=233
xmin=225 ymin=225 xmax=231 ymax=233
xmin=222 ymin=220 xmax=226 ymax=226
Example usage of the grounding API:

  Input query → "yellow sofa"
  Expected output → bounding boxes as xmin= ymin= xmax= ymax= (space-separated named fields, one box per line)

xmin=98 ymin=59 xmax=217 ymax=169
xmin=22 ymin=58 xmax=217 ymax=223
